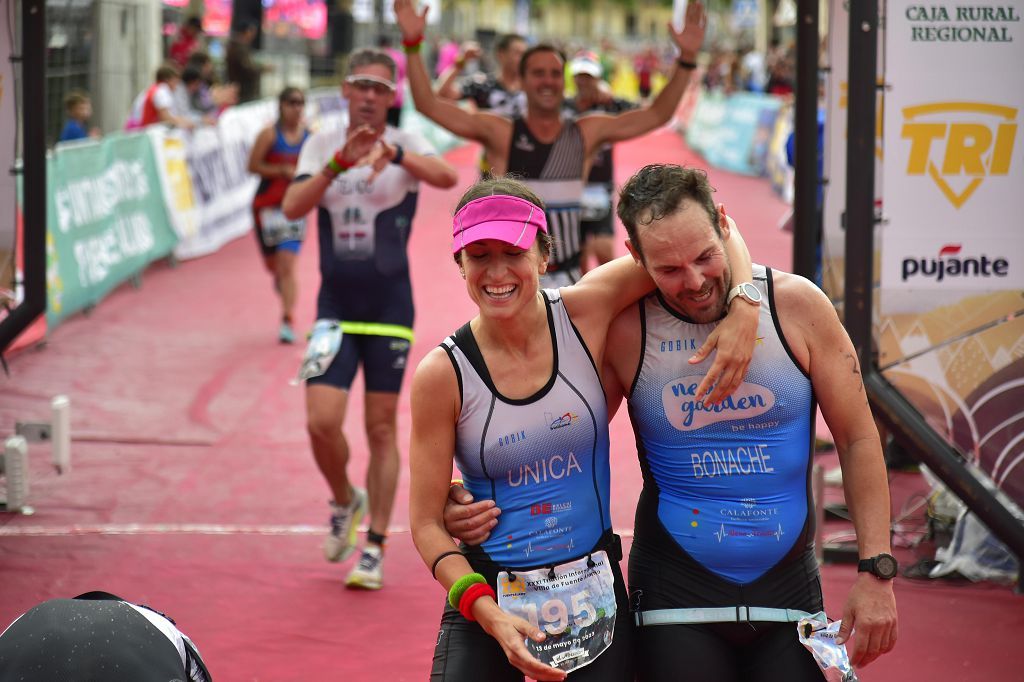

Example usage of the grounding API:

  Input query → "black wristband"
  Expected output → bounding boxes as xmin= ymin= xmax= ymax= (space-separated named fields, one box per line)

xmin=390 ymin=144 xmax=405 ymax=166
xmin=431 ymin=550 xmax=463 ymax=579
xmin=677 ymin=58 xmax=698 ymax=70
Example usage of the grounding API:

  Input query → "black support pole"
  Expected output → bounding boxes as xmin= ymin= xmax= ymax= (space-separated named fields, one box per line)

xmin=792 ymin=0 xmax=819 ymax=281
xmin=844 ymin=0 xmax=877 ymax=366
xmin=844 ymin=0 xmax=1024 ymax=562
xmin=0 ymin=0 xmax=46 ymax=353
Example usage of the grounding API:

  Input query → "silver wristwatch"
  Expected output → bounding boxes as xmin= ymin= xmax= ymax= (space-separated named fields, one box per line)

xmin=726 ymin=282 xmax=762 ymax=307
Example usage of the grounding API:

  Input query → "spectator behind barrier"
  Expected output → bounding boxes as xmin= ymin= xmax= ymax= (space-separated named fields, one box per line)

xmin=58 ymin=89 xmax=101 ymax=143
xmin=126 ymin=63 xmax=195 ymax=131
xmin=186 ymin=51 xmax=239 ymax=119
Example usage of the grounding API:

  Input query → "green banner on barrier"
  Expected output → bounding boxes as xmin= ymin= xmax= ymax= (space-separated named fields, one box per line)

xmin=46 ymin=134 xmax=179 ymax=325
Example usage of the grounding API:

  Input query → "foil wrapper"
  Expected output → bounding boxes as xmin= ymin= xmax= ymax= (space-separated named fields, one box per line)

xmin=797 ymin=614 xmax=858 ymax=682
xmin=294 ymin=319 xmax=343 ymax=384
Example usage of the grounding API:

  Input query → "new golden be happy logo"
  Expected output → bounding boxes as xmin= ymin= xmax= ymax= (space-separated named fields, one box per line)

xmin=901 ymin=101 xmax=1018 ymax=208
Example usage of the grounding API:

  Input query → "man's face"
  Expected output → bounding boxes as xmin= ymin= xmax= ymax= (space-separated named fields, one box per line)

xmin=630 ymin=201 xmax=732 ymax=324
xmin=498 ymin=40 xmax=526 ymax=74
xmin=522 ymin=51 xmax=565 ymax=113
xmin=573 ymin=73 xmax=598 ymax=99
xmin=342 ymin=64 xmax=395 ymax=129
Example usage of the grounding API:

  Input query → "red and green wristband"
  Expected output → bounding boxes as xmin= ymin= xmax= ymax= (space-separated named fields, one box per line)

xmin=323 ymin=151 xmax=354 ymax=179
xmin=402 ymin=35 xmax=423 ymax=53
xmin=458 ymin=582 xmax=497 ymax=622
xmin=448 ymin=572 xmax=486 ymax=609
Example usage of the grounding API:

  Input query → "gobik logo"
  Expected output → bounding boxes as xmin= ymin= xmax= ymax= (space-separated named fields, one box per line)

xmin=901 ymin=102 xmax=1018 ymax=208
xmin=901 ymin=243 xmax=1009 ymax=282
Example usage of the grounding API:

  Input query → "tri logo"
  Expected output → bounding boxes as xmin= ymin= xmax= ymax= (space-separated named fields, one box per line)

xmin=900 ymin=101 xmax=1018 ymax=208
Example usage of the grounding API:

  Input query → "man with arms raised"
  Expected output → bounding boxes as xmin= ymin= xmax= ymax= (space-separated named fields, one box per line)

xmin=394 ymin=0 xmax=706 ymax=286
xmin=448 ymin=165 xmax=898 ymax=678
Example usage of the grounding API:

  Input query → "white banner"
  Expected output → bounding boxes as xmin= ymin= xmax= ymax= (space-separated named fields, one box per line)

xmin=149 ymin=90 xmax=349 ymax=261
xmin=175 ymin=102 xmax=273 ymax=260
xmin=881 ymin=2 xmax=1024 ymax=312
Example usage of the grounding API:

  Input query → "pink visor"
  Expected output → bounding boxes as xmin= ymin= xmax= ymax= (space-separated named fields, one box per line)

xmin=452 ymin=195 xmax=548 ymax=254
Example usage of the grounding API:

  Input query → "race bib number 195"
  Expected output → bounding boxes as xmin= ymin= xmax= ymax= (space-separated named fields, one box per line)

xmin=497 ymin=551 xmax=617 ymax=674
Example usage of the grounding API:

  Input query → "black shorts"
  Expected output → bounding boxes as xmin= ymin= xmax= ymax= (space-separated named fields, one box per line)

xmin=581 ymin=212 xmax=615 ymax=239
xmin=629 ymin=489 xmax=823 ymax=682
xmin=431 ymin=535 xmax=634 ymax=681
xmin=634 ymin=619 xmax=823 ymax=682
xmin=307 ymin=331 xmax=411 ymax=393
xmin=311 ymin=282 xmax=414 ymax=393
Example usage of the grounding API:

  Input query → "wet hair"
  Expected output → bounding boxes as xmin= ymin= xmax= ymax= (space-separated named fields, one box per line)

xmin=617 ymin=164 xmax=719 ymax=262
xmin=64 ymin=89 xmax=90 ymax=113
xmin=453 ymin=176 xmax=553 ymax=265
xmin=496 ymin=33 xmax=526 ymax=53
xmin=518 ymin=43 xmax=565 ymax=78
xmin=347 ymin=48 xmax=397 ymax=80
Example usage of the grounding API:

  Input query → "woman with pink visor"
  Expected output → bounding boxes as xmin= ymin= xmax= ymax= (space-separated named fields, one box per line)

xmin=408 ymin=176 xmax=759 ymax=681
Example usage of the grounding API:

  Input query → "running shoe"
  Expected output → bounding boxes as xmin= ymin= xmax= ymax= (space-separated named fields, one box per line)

xmin=279 ymin=321 xmax=296 ymax=344
xmin=323 ymin=488 xmax=367 ymax=563
xmin=345 ymin=544 xmax=384 ymax=590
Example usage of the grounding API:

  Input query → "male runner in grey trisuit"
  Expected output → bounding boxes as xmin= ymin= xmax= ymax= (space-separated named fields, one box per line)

xmin=394 ymin=0 xmax=707 ymax=286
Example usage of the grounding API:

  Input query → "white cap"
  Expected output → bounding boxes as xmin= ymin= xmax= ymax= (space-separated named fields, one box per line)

xmin=569 ymin=55 xmax=602 ymax=78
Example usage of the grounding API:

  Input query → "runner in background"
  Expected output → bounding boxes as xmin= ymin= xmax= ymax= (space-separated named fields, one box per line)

xmin=436 ymin=33 xmax=527 ymax=178
xmin=436 ymin=34 xmax=527 ymax=118
xmin=282 ymin=49 xmax=458 ymax=590
xmin=564 ymin=52 xmax=637 ymax=273
xmin=247 ymin=86 xmax=311 ymax=344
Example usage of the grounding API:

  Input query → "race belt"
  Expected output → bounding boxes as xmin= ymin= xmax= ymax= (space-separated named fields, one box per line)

xmin=635 ymin=606 xmax=820 ymax=627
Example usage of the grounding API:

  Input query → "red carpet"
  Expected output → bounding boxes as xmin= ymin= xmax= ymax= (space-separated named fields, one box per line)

xmin=1 ymin=129 xmax=1019 ymax=681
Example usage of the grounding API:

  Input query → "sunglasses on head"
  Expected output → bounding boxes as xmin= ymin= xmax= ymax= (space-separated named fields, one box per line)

xmin=344 ymin=75 xmax=396 ymax=94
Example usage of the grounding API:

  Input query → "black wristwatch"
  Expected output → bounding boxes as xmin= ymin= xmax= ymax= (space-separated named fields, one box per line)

xmin=858 ymin=553 xmax=898 ymax=580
